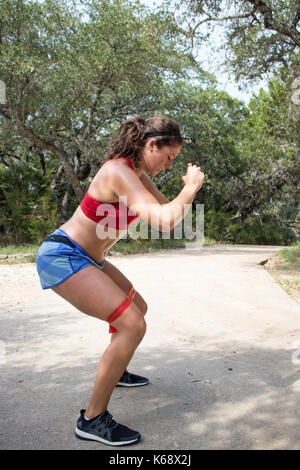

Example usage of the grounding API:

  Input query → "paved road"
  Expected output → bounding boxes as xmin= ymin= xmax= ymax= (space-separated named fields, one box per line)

xmin=1 ymin=244 xmax=300 ymax=450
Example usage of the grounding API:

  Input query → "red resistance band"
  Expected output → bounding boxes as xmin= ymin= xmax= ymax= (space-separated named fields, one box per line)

xmin=107 ymin=287 xmax=136 ymax=333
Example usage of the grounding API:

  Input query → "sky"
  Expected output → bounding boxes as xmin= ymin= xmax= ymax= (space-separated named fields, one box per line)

xmin=140 ymin=0 xmax=268 ymax=104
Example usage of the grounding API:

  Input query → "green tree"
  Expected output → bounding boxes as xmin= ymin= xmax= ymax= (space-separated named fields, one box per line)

xmin=177 ymin=0 xmax=300 ymax=84
xmin=153 ymin=74 xmax=299 ymax=244
xmin=225 ymin=67 xmax=300 ymax=243
xmin=0 ymin=0 xmax=200 ymax=228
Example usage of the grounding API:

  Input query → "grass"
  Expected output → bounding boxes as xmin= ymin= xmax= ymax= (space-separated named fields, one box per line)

xmin=0 ymin=234 xmax=219 ymax=262
xmin=264 ymin=241 xmax=300 ymax=303
xmin=0 ymin=235 xmax=218 ymax=264
xmin=0 ymin=244 xmax=40 ymax=255
xmin=278 ymin=242 xmax=300 ymax=271
xmin=0 ymin=244 xmax=39 ymax=264
xmin=108 ymin=237 xmax=186 ymax=255
xmin=0 ymin=237 xmax=189 ymax=264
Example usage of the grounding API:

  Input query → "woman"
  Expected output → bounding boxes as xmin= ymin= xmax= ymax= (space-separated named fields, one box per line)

xmin=36 ymin=115 xmax=205 ymax=446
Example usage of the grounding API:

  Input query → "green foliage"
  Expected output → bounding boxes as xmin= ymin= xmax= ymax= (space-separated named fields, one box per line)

xmin=0 ymin=161 xmax=58 ymax=244
xmin=152 ymin=71 xmax=299 ymax=245
xmin=204 ymin=209 xmax=289 ymax=245
xmin=112 ymin=237 xmax=185 ymax=254
xmin=27 ymin=195 xmax=58 ymax=244
xmin=0 ymin=0 xmax=202 ymax=224
xmin=280 ymin=240 xmax=300 ymax=265
xmin=0 ymin=244 xmax=39 ymax=255
xmin=0 ymin=0 xmax=299 ymax=247
xmin=235 ymin=217 xmax=286 ymax=245
xmin=204 ymin=209 xmax=236 ymax=243
xmin=178 ymin=0 xmax=300 ymax=84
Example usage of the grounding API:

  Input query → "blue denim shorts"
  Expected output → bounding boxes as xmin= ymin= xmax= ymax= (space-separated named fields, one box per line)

xmin=36 ymin=228 xmax=106 ymax=290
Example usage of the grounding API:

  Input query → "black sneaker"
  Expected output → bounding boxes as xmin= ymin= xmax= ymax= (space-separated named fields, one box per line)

xmin=75 ymin=409 xmax=141 ymax=446
xmin=117 ymin=369 xmax=149 ymax=387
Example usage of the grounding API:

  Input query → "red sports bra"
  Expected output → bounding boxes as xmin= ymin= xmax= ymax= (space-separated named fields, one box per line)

xmin=80 ymin=157 xmax=140 ymax=230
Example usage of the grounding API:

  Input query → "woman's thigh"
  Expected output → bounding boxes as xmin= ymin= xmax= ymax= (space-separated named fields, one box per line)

xmin=51 ymin=265 xmax=142 ymax=323
xmin=101 ymin=260 xmax=147 ymax=315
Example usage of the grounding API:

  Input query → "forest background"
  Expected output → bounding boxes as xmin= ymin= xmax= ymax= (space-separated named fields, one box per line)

xmin=0 ymin=0 xmax=299 ymax=247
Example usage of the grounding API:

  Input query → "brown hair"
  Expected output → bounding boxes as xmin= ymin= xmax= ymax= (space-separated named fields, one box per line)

xmin=102 ymin=116 xmax=183 ymax=168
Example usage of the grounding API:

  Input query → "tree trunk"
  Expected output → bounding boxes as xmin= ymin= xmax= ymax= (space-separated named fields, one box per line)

xmin=13 ymin=105 xmax=84 ymax=200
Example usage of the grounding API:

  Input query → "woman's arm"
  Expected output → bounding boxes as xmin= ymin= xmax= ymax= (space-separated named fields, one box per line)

xmin=140 ymin=173 xmax=169 ymax=205
xmin=110 ymin=163 xmax=204 ymax=232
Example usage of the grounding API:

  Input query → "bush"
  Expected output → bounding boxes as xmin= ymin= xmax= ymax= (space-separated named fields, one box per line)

xmin=0 ymin=164 xmax=58 ymax=245
xmin=280 ymin=240 xmax=300 ymax=265
xmin=204 ymin=209 xmax=291 ymax=245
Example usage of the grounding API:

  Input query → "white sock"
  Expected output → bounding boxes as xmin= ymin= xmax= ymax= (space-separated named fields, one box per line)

xmin=84 ymin=410 xmax=106 ymax=421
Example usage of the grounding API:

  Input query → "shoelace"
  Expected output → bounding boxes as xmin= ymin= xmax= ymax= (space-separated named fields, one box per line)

xmin=102 ymin=411 xmax=118 ymax=430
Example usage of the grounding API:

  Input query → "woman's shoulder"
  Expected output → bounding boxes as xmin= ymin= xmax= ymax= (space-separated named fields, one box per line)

xmin=100 ymin=157 xmax=133 ymax=173
xmin=89 ymin=158 xmax=137 ymax=202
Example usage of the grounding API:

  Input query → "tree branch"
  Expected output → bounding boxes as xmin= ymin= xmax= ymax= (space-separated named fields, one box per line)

xmin=248 ymin=0 xmax=300 ymax=46
xmin=0 ymin=149 xmax=40 ymax=172
xmin=11 ymin=104 xmax=83 ymax=200
xmin=188 ymin=10 xmax=255 ymax=36
xmin=292 ymin=2 xmax=300 ymax=27
xmin=83 ymin=85 xmax=105 ymax=140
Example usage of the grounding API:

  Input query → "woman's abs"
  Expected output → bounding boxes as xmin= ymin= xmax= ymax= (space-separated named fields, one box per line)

xmin=59 ymin=206 xmax=126 ymax=263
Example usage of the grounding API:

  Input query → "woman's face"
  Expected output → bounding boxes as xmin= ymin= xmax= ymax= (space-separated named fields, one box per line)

xmin=143 ymin=139 xmax=182 ymax=176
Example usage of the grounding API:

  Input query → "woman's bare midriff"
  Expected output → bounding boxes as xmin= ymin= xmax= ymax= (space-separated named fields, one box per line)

xmin=59 ymin=159 xmax=131 ymax=263
xmin=59 ymin=207 xmax=127 ymax=263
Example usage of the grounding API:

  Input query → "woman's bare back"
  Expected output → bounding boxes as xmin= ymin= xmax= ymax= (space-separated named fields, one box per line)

xmin=60 ymin=159 xmax=132 ymax=262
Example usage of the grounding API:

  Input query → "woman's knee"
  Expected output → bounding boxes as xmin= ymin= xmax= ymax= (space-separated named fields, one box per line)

xmin=139 ymin=297 xmax=148 ymax=316
xmin=132 ymin=316 xmax=147 ymax=341
xmin=132 ymin=291 xmax=148 ymax=316
xmin=110 ymin=303 xmax=147 ymax=339
xmin=125 ymin=308 xmax=147 ymax=339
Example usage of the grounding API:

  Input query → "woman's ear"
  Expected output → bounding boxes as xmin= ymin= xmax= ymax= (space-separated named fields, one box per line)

xmin=148 ymin=138 xmax=157 ymax=152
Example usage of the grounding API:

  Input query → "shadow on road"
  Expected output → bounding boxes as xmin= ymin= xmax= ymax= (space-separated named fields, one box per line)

xmin=1 ymin=297 xmax=300 ymax=450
